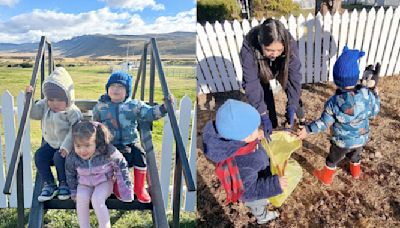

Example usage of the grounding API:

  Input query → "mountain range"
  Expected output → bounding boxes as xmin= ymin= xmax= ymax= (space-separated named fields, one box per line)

xmin=0 ymin=32 xmax=195 ymax=58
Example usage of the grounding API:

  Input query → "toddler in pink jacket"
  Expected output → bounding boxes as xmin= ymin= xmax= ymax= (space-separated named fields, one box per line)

xmin=65 ymin=120 xmax=133 ymax=228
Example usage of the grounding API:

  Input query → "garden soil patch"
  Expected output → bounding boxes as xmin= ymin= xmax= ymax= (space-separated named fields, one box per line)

xmin=196 ymin=76 xmax=400 ymax=227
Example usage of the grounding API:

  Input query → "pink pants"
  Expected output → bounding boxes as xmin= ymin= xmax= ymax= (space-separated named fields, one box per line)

xmin=76 ymin=180 xmax=113 ymax=228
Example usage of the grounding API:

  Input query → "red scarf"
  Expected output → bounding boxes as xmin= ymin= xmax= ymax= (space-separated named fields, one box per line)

xmin=215 ymin=140 xmax=258 ymax=204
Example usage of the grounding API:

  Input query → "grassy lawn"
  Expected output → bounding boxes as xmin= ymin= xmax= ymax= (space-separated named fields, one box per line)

xmin=0 ymin=62 xmax=196 ymax=227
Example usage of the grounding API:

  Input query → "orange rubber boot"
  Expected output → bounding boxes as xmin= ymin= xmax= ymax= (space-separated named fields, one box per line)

xmin=349 ymin=162 xmax=361 ymax=179
xmin=313 ymin=165 xmax=336 ymax=186
xmin=134 ymin=167 xmax=151 ymax=203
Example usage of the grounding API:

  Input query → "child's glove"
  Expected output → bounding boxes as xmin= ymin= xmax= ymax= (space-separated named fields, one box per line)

xmin=261 ymin=114 xmax=272 ymax=142
xmin=361 ymin=63 xmax=380 ymax=90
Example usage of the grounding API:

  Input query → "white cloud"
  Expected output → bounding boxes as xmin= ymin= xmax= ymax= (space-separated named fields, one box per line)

xmin=0 ymin=0 xmax=18 ymax=7
xmin=0 ymin=7 xmax=196 ymax=43
xmin=101 ymin=0 xmax=165 ymax=11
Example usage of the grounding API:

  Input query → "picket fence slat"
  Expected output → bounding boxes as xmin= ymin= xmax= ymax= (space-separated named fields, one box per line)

xmin=338 ymin=10 xmax=350 ymax=57
xmin=367 ymin=7 xmax=385 ymax=66
xmin=224 ymin=21 xmax=243 ymax=89
xmin=232 ymin=20 xmax=244 ymax=53
xmin=354 ymin=9 xmax=367 ymax=51
xmin=160 ymin=100 xmax=178 ymax=210
xmin=241 ymin=19 xmax=251 ymax=35
xmin=306 ymin=13 xmax=314 ymax=83
xmin=0 ymin=128 xmax=7 ymax=208
xmin=347 ymin=10 xmax=358 ymax=49
xmin=314 ymin=13 xmax=323 ymax=82
xmin=288 ymin=15 xmax=297 ymax=40
xmin=214 ymin=22 xmax=240 ymax=91
xmin=2 ymin=91 xmax=17 ymax=207
xmin=17 ymin=92 xmax=33 ymax=208
xmin=329 ymin=12 xmax=341 ymax=81
xmin=297 ymin=14 xmax=306 ymax=83
xmin=251 ymin=18 xmax=259 ymax=28
xmin=321 ymin=13 xmax=332 ymax=82
xmin=176 ymin=96 xmax=192 ymax=207
xmin=184 ymin=107 xmax=197 ymax=211
xmin=360 ymin=8 xmax=376 ymax=77
xmin=387 ymin=7 xmax=400 ymax=76
xmin=205 ymin=23 xmax=233 ymax=91
xmin=196 ymin=59 xmax=210 ymax=94
xmin=280 ymin=16 xmax=288 ymax=29
xmin=375 ymin=7 xmax=393 ymax=74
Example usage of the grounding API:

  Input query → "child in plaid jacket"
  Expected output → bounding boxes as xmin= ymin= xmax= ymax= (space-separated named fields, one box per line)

xmin=203 ymin=99 xmax=287 ymax=224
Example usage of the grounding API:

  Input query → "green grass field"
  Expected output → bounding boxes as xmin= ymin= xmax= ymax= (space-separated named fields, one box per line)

xmin=0 ymin=63 xmax=196 ymax=227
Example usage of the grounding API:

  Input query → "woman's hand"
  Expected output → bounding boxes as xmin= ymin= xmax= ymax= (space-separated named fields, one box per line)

xmin=296 ymin=127 xmax=308 ymax=140
xmin=261 ymin=114 xmax=272 ymax=142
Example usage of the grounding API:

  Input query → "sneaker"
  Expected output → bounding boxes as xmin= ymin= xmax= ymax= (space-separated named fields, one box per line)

xmin=38 ymin=183 xmax=58 ymax=202
xmin=57 ymin=181 xmax=70 ymax=200
xmin=256 ymin=210 xmax=279 ymax=224
xmin=245 ymin=199 xmax=279 ymax=225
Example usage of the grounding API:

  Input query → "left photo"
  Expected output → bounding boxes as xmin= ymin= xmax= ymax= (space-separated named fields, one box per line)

xmin=0 ymin=0 xmax=197 ymax=227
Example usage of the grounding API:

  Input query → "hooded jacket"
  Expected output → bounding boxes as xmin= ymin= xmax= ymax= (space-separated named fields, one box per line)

xmin=202 ymin=121 xmax=282 ymax=202
xmin=92 ymin=94 xmax=166 ymax=146
xmin=30 ymin=67 xmax=82 ymax=153
xmin=307 ymin=86 xmax=380 ymax=148
xmin=65 ymin=144 xmax=134 ymax=202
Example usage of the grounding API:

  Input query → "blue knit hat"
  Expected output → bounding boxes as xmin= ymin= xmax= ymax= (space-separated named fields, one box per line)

xmin=333 ymin=46 xmax=365 ymax=88
xmin=106 ymin=71 xmax=132 ymax=100
xmin=216 ymin=99 xmax=261 ymax=141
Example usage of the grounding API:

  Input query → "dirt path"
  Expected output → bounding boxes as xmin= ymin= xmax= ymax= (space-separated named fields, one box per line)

xmin=196 ymin=76 xmax=400 ymax=227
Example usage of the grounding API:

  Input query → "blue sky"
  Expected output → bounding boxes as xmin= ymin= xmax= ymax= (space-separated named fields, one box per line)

xmin=0 ymin=0 xmax=196 ymax=43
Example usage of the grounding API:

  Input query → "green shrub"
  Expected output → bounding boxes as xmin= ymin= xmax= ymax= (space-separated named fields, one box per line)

xmin=253 ymin=0 xmax=300 ymax=18
xmin=197 ymin=0 xmax=240 ymax=24
xmin=20 ymin=62 xmax=33 ymax=68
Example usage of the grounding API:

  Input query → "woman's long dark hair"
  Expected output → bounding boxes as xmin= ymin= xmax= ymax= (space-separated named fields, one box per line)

xmin=257 ymin=18 xmax=291 ymax=89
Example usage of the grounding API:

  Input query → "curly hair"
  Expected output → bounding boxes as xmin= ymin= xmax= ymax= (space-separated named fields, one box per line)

xmin=72 ymin=120 xmax=113 ymax=154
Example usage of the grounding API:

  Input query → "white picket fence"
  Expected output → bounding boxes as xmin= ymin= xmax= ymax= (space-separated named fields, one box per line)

xmin=197 ymin=7 xmax=400 ymax=94
xmin=0 ymin=91 xmax=197 ymax=212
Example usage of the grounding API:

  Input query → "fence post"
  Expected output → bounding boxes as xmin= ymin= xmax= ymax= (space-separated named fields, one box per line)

xmin=17 ymin=92 xmax=33 ymax=208
xmin=0 ymin=121 xmax=7 ymax=208
xmin=2 ymin=91 xmax=17 ymax=207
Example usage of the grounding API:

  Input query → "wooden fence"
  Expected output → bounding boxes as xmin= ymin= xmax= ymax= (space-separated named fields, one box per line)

xmin=197 ymin=7 xmax=400 ymax=94
xmin=0 ymin=92 xmax=196 ymax=212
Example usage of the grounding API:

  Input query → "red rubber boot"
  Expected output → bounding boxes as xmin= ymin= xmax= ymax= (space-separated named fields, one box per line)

xmin=134 ymin=167 xmax=151 ymax=203
xmin=349 ymin=162 xmax=361 ymax=179
xmin=313 ymin=165 xmax=336 ymax=186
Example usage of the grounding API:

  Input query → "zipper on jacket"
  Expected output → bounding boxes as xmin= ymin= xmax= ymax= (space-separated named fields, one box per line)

xmin=115 ymin=104 xmax=123 ymax=144
xmin=88 ymin=157 xmax=92 ymax=186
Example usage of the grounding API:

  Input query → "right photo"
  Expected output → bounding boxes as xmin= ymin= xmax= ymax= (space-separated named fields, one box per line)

xmin=197 ymin=0 xmax=400 ymax=227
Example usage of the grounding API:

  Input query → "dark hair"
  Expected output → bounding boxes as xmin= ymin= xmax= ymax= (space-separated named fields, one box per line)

xmin=72 ymin=120 xmax=113 ymax=154
xmin=257 ymin=18 xmax=291 ymax=89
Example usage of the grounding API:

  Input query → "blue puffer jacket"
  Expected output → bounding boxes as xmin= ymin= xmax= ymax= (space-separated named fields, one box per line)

xmin=307 ymin=86 xmax=380 ymax=148
xmin=202 ymin=121 xmax=282 ymax=202
xmin=93 ymin=95 xmax=166 ymax=146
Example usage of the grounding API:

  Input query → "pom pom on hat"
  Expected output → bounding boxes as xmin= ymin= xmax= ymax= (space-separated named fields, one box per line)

xmin=333 ymin=46 xmax=365 ymax=88
xmin=216 ymin=99 xmax=261 ymax=141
